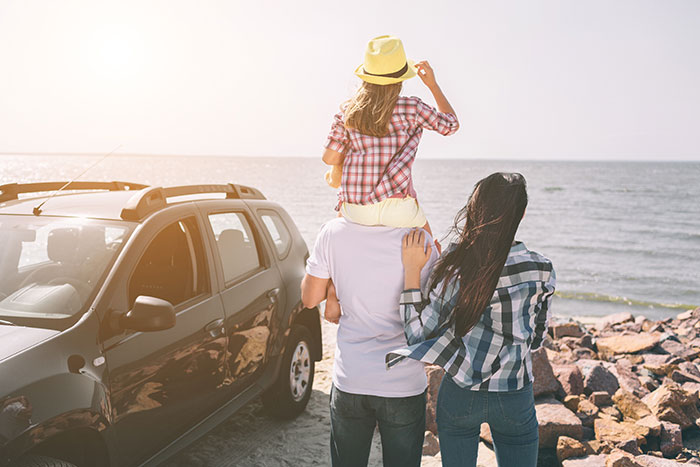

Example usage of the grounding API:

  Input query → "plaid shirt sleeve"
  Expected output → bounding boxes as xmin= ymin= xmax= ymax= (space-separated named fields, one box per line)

xmin=531 ymin=266 xmax=556 ymax=350
xmin=400 ymin=283 xmax=455 ymax=346
xmin=324 ymin=110 xmax=350 ymax=154
xmin=413 ymin=98 xmax=459 ymax=136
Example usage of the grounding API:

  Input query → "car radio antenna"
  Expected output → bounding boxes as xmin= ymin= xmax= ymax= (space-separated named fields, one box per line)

xmin=32 ymin=144 xmax=123 ymax=216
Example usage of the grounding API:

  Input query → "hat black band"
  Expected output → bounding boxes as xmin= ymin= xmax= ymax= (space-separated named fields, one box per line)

xmin=363 ymin=63 xmax=409 ymax=78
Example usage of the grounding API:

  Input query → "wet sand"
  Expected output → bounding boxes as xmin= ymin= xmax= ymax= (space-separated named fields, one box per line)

xmin=171 ymin=319 xmax=497 ymax=466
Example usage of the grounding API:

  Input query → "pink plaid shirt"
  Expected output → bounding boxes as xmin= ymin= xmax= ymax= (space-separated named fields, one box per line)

xmin=324 ymin=96 xmax=459 ymax=209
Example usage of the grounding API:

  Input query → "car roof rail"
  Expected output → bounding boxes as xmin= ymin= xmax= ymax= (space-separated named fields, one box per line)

xmin=0 ymin=181 xmax=148 ymax=203
xmin=120 ymin=183 xmax=265 ymax=221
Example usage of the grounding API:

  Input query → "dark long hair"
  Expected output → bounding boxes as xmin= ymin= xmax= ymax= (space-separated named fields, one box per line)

xmin=430 ymin=172 xmax=528 ymax=337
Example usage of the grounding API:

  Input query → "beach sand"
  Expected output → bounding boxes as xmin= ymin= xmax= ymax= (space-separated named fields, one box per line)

xmin=171 ymin=319 xmax=498 ymax=466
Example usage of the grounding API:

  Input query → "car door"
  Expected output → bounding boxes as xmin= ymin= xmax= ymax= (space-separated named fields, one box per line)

xmin=201 ymin=206 xmax=285 ymax=394
xmin=102 ymin=213 xmax=228 ymax=466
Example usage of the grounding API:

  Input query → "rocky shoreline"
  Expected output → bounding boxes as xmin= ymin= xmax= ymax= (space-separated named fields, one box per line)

xmin=421 ymin=308 xmax=700 ymax=466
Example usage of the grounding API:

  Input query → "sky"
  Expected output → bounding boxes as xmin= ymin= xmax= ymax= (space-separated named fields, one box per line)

xmin=0 ymin=0 xmax=698 ymax=161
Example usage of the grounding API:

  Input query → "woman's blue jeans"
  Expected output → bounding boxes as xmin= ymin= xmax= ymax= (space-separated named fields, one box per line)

xmin=436 ymin=375 xmax=539 ymax=467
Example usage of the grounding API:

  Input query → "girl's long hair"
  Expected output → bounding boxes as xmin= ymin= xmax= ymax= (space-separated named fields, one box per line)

xmin=344 ymin=82 xmax=402 ymax=137
xmin=430 ymin=172 xmax=528 ymax=337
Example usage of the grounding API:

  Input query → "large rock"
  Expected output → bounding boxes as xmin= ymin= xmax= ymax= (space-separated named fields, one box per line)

xmin=678 ymin=361 xmax=700 ymax=378
xmin=612 ymin=389 xmax=652 ymax=420
xmin=536 ymin=397 xmax=584 ymax=447
xmin=659 ymin=422 xmax=682 ymax=458
xmin=555 ymin=364 xmax=586 ymax=396
xmin=577 ymin=399 xmax=600 ymax=427
xmin=594 ymin=418 xmax=649 ymax=445
xmin=658 ymin=339 xmax=700 ymax=361
xmin=669 ymin=369 xmax=700 ymax=384
xmin=577 ymin=360 xmax=620 ymax=396
xmin=562 ymin=454 xmax=608 ymax=467
xmin=642 ymin=382 xmax=700 ymax=429
xmin=553 ymin=322 xmax=586 ymax=339
xmin=424 ymin=365 xmax=444 ymax=434
xmin=606 ymin=449 xmax=643 ymax=467
xmin=612 ymin=359 xmax=650 ymax=399
xmin=678 ymin=308 xmax=700 ymax=321
xmin=532 ymin=347 xmax=561 ymax=397
xmin=600 ymin=313 xmax=635 ymax=328
xmin=642 ymin=354 xmax=678 ymax=376
xmin=590 ymin=391 xmax=613 ymax=407
xmin=557 ymin=435 xmax=587 ymax=463
xmin=636 ymin=415 xmax=662 ymax=437
xmin=682 ymin=381 xmax=700 ymax=400
xmin=635 ymin=455 xmax=690 ymax=466
xmin=596 ymin=334 xmax=660 ymax=358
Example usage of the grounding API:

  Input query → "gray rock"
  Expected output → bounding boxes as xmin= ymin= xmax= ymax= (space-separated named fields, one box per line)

xmin=554 ymin=364 xmax=586 ymax=396
xmin=584 ymin=364 xmax=620 ymax=396
xmin=535 ymin=397 xmax=584 ymax=448
xmin=612 ymin=359 xmax=650 ymax=399
xmin=532 ymin=347 xmax=561 ymax=397
xmin=599 ymin=312 xmax=635 ymax=328
xmin=553 ymin=322 xmax=585 ymax=339
xmin=658 ymin=340 xmax=700 ymax=361
xmin=659 ymin=421 xmax=682 ymax=458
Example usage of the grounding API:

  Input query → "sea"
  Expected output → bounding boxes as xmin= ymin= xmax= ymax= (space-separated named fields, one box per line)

xmin=1 ymin=154 xmax=698 ymax=321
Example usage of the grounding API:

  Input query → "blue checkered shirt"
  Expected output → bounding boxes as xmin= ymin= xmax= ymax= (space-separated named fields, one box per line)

xmin=386 ymin=242 xmax=556 ymax=391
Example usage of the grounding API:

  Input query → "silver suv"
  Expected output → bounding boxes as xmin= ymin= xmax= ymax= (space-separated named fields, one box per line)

xmin=0 ymin=181 xmax=321 ymax=467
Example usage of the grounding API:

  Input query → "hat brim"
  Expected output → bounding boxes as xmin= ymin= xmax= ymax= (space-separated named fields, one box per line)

xmin=354 ymin=59 xmax=416 ymax=85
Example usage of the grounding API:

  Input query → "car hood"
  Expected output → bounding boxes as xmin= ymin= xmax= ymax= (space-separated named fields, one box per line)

xmin=0 ymin=325 xmax=59 ymax=362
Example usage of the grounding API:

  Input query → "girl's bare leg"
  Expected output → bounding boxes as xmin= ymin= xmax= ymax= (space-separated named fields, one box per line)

xmin=324 ymin=281 xmax=341 ymax=324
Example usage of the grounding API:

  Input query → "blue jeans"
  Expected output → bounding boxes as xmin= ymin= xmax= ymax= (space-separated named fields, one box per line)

xmin=437 ymin=376 xmax=539 ymax=467
xmin=329 ymin=385 xmax=426 ymax=467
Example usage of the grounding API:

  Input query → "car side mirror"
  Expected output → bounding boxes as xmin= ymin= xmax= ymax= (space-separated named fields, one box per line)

xmin=118 ymin=296 xmax=176 ymax=332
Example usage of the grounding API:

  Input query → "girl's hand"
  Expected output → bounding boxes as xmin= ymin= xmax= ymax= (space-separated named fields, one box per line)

xmin=402 ymin=229 xmax=433 ymax=273
xmin=415 ymin=60 xmax=438 ymax=89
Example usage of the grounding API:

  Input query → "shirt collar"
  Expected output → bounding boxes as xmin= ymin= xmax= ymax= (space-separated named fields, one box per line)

xmin=510 ymin=241 xmax=527 ymax=256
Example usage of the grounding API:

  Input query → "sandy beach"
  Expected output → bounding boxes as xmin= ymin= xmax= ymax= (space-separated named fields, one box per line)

xmin=171 ymin=318 xmax=497 ymax=467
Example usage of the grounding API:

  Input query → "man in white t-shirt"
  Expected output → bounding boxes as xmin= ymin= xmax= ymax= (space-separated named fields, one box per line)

xmin=301 ymin=218 xmax=437 ymax=467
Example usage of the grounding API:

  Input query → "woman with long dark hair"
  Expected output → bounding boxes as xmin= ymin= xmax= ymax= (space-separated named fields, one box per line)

xmin=387 ymin=172 xmax=556 ymax=467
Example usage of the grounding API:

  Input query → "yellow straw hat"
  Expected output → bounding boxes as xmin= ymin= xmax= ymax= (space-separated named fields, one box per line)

xmin=354 ymin=35 xmax=417 ymax=85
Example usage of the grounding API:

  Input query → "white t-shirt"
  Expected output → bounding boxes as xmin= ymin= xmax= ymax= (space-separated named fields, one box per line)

xmin=305 ymin=218 xmax=438 ymax=397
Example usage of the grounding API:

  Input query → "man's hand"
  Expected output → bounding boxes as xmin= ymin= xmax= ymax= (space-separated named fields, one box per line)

xmin=402 ymin=229 xmax=432 ymax=289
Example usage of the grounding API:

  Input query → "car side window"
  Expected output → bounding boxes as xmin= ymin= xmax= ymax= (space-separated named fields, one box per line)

xmin=259 ymin=211 xmax=292 ymax=258
xmin=208 ymin=212 xmax=261 ymax=284
xmin=128 ymin=217 xmax=208 ymax=307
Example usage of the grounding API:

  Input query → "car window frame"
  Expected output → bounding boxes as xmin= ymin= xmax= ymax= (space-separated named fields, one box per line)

xmin=256 ymin=209 xmax=292 ymax=260
xmin=204 ymin=208 xmax=269 ymax=290
xmin=125 ymin=215 xmax=211 ymax=312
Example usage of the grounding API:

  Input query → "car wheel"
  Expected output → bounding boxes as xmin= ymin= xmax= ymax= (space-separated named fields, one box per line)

xmin=11 ymin=455 xmax=77 ymax=467
xmin=262 ymin=325 xmax=315 ymax=419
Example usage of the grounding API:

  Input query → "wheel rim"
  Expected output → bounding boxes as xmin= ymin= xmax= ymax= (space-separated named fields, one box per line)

xmin=289 ymin=341 xmax=311 ymax=402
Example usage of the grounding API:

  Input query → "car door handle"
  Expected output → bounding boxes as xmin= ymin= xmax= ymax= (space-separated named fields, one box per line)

xmin=267 ymin=288 xmax=280 ymax=303
xmin=204 ymin=318 xmax=225 ymax=337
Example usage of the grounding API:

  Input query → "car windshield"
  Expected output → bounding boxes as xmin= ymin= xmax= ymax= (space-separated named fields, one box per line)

xmin=0 ymin=215 xmax=131 ymax=324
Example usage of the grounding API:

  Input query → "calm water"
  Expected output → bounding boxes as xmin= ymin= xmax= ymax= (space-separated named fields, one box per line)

xmin=1 ymin=154 xmax=698 ymax=320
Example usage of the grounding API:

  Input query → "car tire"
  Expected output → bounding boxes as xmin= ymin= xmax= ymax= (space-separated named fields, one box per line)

xmin=262 ymin=325 xmax=315 ymax=419
xmin=11 ymin=455 xmax=77 ymax=467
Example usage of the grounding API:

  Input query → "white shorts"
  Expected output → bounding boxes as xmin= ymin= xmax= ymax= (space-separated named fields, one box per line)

xmin=340 ymin=197 xmax=427 ymax=228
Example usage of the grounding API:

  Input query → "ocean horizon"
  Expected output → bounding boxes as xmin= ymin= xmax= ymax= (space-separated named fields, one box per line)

xmin=1 ymin=154 xmax=698 ymax=321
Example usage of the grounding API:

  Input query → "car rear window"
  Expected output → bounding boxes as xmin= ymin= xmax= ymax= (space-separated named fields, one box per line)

xmin=259 ymin=211 xmax=291 ymax=258
xmin=208 ymin=212 xmax=261 ymax=283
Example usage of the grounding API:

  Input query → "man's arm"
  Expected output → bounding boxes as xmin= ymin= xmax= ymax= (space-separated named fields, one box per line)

xmin=301 ymin=274 xmax=330 ymax=309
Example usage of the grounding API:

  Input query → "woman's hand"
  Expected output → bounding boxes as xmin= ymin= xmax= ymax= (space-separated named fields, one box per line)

xmin=402 ymin=229 xmax=432 ymax=289
xmin=415 ymin=60 xmax=437 ymax=90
